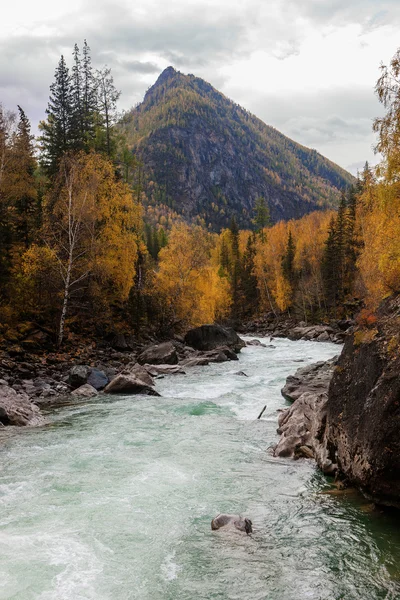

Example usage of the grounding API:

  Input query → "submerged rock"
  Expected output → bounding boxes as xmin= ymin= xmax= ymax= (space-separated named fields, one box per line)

xmin=211 ymin=514 xmax=252 ymax=534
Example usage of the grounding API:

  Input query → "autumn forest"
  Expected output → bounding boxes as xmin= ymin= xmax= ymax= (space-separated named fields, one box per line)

xmin=1 ymin=41 xmax=399 ymax=348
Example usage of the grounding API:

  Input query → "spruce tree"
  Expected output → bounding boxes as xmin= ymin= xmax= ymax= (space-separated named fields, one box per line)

xmin=39 ymin=55 xmax=73 ymax=175
xmin=11 ymin=106 xmax=37 ymax=248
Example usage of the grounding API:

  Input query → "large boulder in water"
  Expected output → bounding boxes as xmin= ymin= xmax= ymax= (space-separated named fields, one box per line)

xmin=0 ymin=379 xmax=44 ymax=426
xmin=104 ymin=374 xmax=160 ymax=396
xmin=184 ymin=325 xmax=245 ymax=353
xmin=137 ymin=342 xmax=178 ymax=365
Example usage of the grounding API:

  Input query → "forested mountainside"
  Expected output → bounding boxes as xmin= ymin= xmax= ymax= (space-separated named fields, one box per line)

xmin=120 ymin=66 xmax=354 ymax=230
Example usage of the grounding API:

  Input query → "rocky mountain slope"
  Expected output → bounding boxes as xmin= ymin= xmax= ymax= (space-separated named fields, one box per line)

xmin=121 ymin=66 xmax=355 ymax=230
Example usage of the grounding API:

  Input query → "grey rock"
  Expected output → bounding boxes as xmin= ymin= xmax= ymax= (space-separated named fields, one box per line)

xmin=69 ymin=365 xmax=90 ymax=390
xmin=0 ymin=380 xmax=44 ymax=426
xmin=246 ymin=339 xmax=267 ymax=347
xmin=71 ymin=384 xmax=98 ymax=398
xmin=184 ymin=324 xmax=245 ymax=353
xmin=87 ymin=368 xmax=109 ymax=390
xmin=104 ymin=374 xmax=160 ymax=396
xmin=138 ymin=342 xmax=178 ymax=366
xmin=144 ymin=364 xmax=186 ymax=376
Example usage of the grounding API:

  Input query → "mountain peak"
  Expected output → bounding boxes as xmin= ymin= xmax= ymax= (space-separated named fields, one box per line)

xmin=155 ymin=66 xmax=179 ymax=86
xmin=122 ymin=69 xmax=355 ymax=230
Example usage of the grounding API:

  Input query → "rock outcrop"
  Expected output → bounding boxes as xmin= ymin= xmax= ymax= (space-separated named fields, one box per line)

xmin=320 ymin=296 xmax=400 ymax=508
xmin=274 ymin=359 xmax=337 ymax=472
xmin=275 ymin=294 xmax=400 ymax=508
xmin=0 ymin=379 xmax=44 ymax=426
xmin=184 ymin=324 xmax=245 ymax=353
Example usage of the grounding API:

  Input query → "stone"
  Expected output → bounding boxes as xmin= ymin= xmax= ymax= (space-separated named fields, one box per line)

xmin=0 ymin=380 xmax=44 ymax=426
xmin=234 ymin=371 xmax=248 ymax=377
xmin=144 ymin=364 xmax=186 ymax=376
xmin=87 ymin=368 xmax=109 ymax=390
xmin=211 ymin=514 xmax=252 ymax=534
xmin=180 ymin=357 xmax=210 ymax=367
xmin=71 ymin=384 xmax=98 ymax=398
xmin=246 ymin=339 xmax=267 ymax=347
xmin=69 ymin=365 xmax=90 ymax=390
xmin=281 ymin=358 xmax=338 ymax=402
xmin=137 ymin=342 xmax=178 ymax=366
xmin=184 ymin=324 xmax=245 ymax=353
xmin=104 ymin=374 xmax=160 ymax=396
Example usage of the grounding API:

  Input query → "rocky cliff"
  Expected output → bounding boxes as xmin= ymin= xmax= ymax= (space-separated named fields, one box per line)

xmin=121 ymin=67 xmax=354 ymax=230
xmin=275 ymin=295 xmax=400 ymax=508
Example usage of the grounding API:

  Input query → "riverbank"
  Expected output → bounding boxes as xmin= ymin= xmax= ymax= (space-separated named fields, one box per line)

xmin=274 ymin=296 xmax=400 ymax=509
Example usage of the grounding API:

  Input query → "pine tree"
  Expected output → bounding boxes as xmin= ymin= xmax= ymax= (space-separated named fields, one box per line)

xmin=96 ymin=67 xmax=121 ymax=157
xmin=82 ymin=40 xmax=97 ymax=148
xmin=10 ymin=106 xmax=37 ymax=248
xmin=39 ymin=55 xmax=73 ymax=175
xmin=229 ymin=215 xmax=241 ymax=318
xmin=240 ymin=233 xmax=258 ymax=317
xmin=70 ymin=43 xmax=84 ymax=150
xmin=281 ymin=230 xmax=296 ymax=285
xmin=254 ymin=196 xmax=271 ymax=241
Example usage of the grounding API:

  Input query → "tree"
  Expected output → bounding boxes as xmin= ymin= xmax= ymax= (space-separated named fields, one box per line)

xmin=8 ymin=106 xmax=37 ymax=248
xmin=44 ymin=152 xmax=141 ymax=346
xmin=154 ymin=223 xmax=230 ymax=328
xmin=96 ymin=67 xmax=121 ymax=157
xmin=39 ymin=56 xmax=73 ymax=175
xmin=254 ymin=196 xmax=271 ymax=241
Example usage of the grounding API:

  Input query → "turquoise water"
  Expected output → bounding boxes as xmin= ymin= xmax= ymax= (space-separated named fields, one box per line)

xmin=0 ymin=337 xmax=399 ymax=599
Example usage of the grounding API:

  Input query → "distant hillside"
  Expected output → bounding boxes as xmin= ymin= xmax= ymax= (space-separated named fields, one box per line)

xmin=121 ymin=66 xmax=355 ymax=230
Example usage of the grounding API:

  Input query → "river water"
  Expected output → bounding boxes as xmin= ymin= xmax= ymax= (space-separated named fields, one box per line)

xmin=0 ymin=337 xmax=399 ymax=600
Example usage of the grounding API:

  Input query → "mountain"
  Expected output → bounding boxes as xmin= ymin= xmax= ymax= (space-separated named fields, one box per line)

xmin=121 ymin=66 xmax=355 ymax=230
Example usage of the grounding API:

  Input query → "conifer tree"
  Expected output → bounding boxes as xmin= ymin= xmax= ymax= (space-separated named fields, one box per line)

xmin=10 ymin=106 xmax=37 ymax=248
xmin=39 ymin=55 xmax=73 ymax=175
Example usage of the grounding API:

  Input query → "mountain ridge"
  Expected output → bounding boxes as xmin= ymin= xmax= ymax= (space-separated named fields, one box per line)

xmin=121 ymin=66 xmax=355 ymax=230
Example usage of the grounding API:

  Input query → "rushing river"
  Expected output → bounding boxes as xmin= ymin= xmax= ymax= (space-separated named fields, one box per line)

xmin=0 ymin=337 xmax=399 ymax=600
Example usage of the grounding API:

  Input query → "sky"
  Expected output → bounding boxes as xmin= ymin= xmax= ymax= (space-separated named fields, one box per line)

xmin=1 ymin=0 xmax=400 ymax=174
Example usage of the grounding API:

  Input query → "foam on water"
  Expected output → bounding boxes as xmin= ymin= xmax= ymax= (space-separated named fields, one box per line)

xmin=0 ymin=336 xmax=399 ymax=600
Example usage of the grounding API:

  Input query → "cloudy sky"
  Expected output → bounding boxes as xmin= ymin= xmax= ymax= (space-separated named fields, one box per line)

xmin=1 ymin=0 xmax=400 ymax=174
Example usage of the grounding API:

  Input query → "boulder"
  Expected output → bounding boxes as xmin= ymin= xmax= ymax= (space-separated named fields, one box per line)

xmin=137 ymin=342 xmax=178 ymax=366
xmin=184 ymin=324 xmax=245 ymax=352
xmin=281 ymin=358 xmax=338 ymax=402
xmin=144 ymin=364 xmax=186 ymax=376
xmin=246 ymin=339 xmax=267 ymax=347
xmin=211 ymin=514 xmax=252 ymax=534
xmin=68 ymin=365 xmax=90 ymax=390
xmin=127 ymin=364 xmax=154 ymax=386
xmin=180 ymin=356 xmax=210 ymax=367
xmin=204 ymin=346 xmax=239 ymax=362
xmin=87 ymin=368 xmax=109 ymax=390
xmin=104 ymin=374 xmax=160 ymax=396
xmin=71 ymin=384 xmax=98 ymax=398
xmin=0 ymin=379 xmax=44 ymax=426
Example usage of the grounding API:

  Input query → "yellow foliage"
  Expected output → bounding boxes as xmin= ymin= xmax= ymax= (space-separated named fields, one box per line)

xmin=154 ymin=223 xmax=230 ymax=327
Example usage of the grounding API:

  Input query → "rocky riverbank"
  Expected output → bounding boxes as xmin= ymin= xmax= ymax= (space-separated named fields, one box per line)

xmin=274 ymin=294 xmax=400 ymax=508
xmin=0 ymin=325 xmax=246 ymax=427
xmin=239 ymin=316 xmax=353 ymax=344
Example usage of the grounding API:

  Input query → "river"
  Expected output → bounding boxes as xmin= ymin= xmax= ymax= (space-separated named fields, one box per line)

xmin=0 ymin=337 xmax=399 ymax=600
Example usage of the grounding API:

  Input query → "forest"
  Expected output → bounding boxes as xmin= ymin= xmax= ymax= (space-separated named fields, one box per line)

xmin=0 ymin=41 xmax=399 ymax=348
